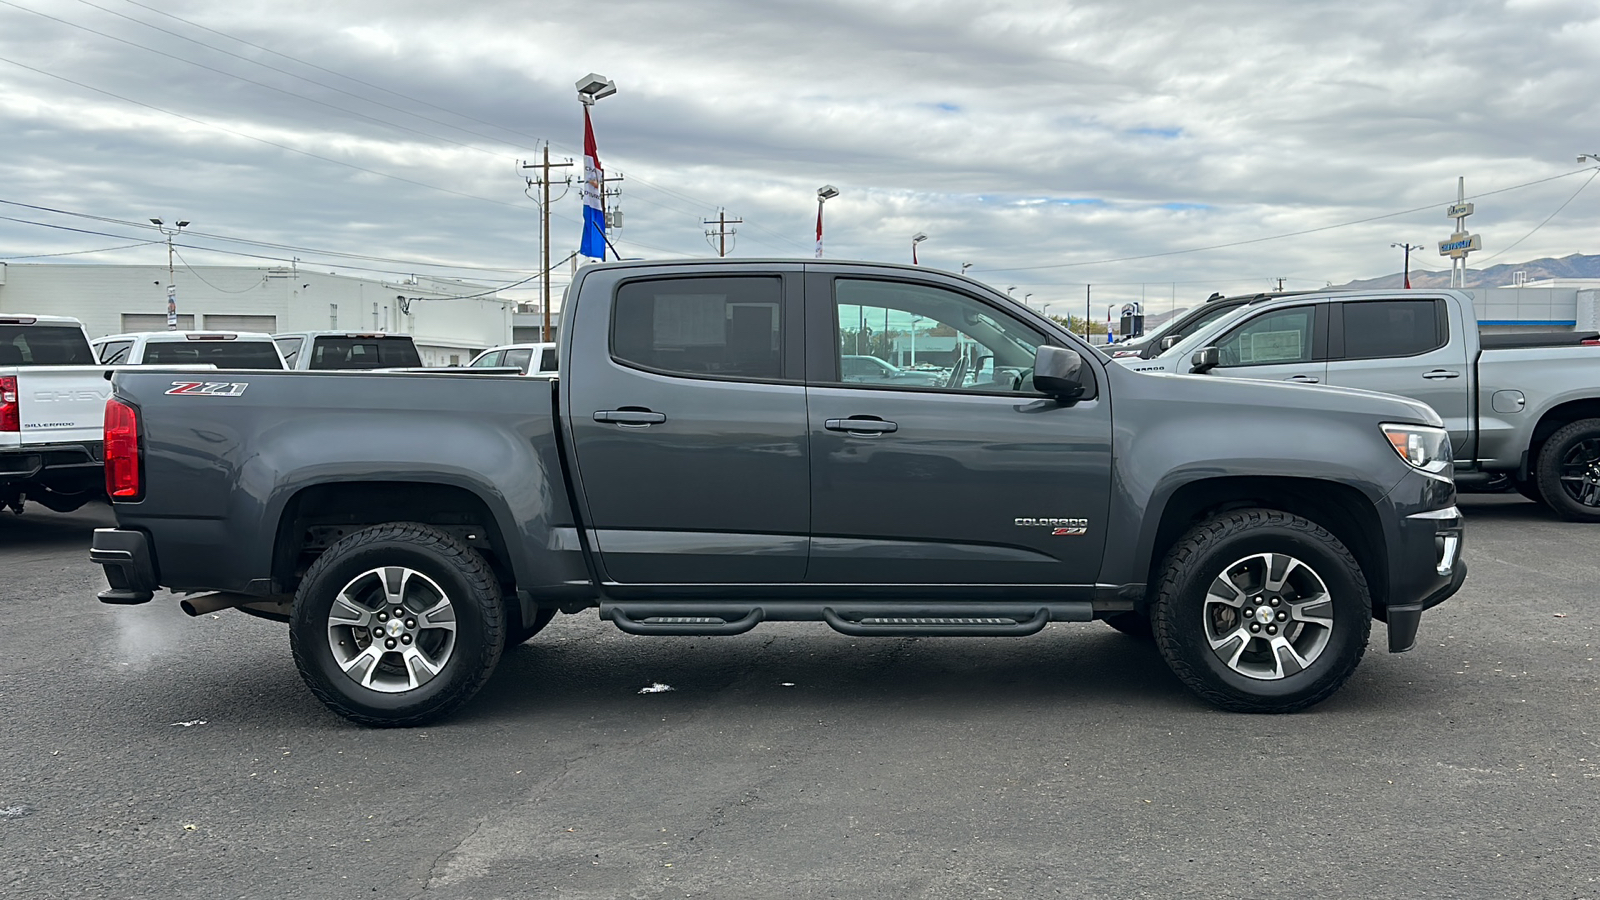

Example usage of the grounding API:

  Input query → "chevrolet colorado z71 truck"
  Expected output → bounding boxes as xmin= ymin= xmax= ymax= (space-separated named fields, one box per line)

xmin=1118 ymin=289 xmax=1600 ymax=520
xmin=90 ymin=260 xmax=1466 ymax=725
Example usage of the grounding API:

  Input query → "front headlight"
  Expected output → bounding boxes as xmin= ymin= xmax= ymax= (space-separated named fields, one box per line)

xmin=1382 ymin=424 xmax=1452 ymax=475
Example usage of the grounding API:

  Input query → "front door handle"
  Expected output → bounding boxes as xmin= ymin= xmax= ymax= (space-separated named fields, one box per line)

xmin=1285 ymin=374 xmax=1320 ymax=384
xmin=594 ymin=408 xmax=667 ymax=426
xmin=825 ymin=416 xmax=898 ymax=435
xmin=1422 ymin=369 xmax=1461 ymax=380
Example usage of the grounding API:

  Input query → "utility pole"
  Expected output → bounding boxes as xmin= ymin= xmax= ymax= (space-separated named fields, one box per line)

xmin=703 ymin=208 xmax=742 ymax=257
xmin=1275 ymin=277 xmax=1285 ymax=292
xmin=1084 ymin=284 xmax=1091 ymax=339
xmin=149 ymin=218 xmax=189 ymax=330
xmin=522 ymin=147 xmax=574 ymax=342
xmin=1390 ymin=241 xmax=1422 ymax=289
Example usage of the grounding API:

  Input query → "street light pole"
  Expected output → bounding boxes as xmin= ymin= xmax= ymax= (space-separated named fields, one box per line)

xmin=911 ymin=232 xmax=927 ymax=265
xmin=1390 ymin=241 xmax=1422 ymax=289
xmin=150 ymin=218 xmax=189 ymax=330
xmin=816 ymin=185 xmax=839 ymax=258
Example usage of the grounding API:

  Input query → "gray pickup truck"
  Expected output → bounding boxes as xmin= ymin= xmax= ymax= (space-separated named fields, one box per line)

xmin=90 ymin=260 xmax=1465 ymax=725
xmin=1119 ymin=289 xmax=1600 ymax=520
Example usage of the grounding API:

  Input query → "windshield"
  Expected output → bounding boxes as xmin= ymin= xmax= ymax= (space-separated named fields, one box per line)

xmin=142 ymin=341 xmax=285 ymax=369
xmin=0 ymin=325 xmax=94 ymax=366
xmin=308 ymin=336 xmax=422 ymax=370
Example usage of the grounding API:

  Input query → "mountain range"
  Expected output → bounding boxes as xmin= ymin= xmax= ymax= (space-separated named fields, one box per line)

xmin=1334 ymin=252 xmax=1600 ymax=290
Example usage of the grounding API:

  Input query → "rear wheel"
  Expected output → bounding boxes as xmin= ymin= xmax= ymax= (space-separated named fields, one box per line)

xmin=1151 ymin=508 xmax=1370 ymax=713
xmin=1535 ymin=419 xmax=1600 ymax=522
xmin=289 ymin=523 xmax=505 ymax=727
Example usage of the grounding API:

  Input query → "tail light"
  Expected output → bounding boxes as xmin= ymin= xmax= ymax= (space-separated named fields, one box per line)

xmin=104 ymin=398 xmax=142 ymax=500
xmin=0 ymin=376 xmax=17 ymax=432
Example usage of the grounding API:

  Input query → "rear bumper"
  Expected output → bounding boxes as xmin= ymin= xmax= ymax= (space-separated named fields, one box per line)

xmin=0 ymin=442 xmax=103 ymax=486
xmin=90 ymin=527 xmax=158 ymax=604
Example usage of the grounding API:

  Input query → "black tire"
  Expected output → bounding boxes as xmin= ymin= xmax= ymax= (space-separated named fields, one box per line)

xmin=1535 ymin=419 xmax=1600 ymax=522
xmin=1101 ymin=611 xmax=1153 ymax=639
xmin=1150 ymin=508 xmax=1370 ymax=713
xmin=507 ymin=604 xmax=557 ymax=645
xmin=289 ymin=522 xmax=505 ymax=727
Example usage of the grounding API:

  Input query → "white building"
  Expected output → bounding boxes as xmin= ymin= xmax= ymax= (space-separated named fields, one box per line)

xmin=0 ymin=263 xmax=514 ymax=366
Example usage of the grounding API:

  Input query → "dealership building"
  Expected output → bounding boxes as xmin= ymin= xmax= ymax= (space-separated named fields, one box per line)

xmin=0 ymin=263 xmax=517 ymax=366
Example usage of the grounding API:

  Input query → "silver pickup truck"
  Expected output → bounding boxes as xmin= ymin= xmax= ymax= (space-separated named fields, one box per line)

xmin=1119 ymin=289 xmax=1600 ymax=520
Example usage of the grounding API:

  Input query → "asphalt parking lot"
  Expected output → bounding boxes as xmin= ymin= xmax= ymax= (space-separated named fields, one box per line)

xmin=2 ymin=496 xmax=1596 ymax=899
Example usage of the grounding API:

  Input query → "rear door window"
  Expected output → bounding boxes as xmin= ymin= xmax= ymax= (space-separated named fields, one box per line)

xmin=502 ymin=348 xmax=533 ymax=372
xmin=308 ymin=337 xmax=423 ymax=370
xmin=0 ymin=325 xmax=94 ymax=366
xmin=98 ymin=340 xmax=134 ymax=364
xmin=612 ymin=276 xmax=785 ymax=380
xmin=539 ymin=347 xmax=557 ymax=373
xmin=274 ymin=337 xmax=303 ymax=367
xmin=1337 ymin=300 xmax=1445 ymax=359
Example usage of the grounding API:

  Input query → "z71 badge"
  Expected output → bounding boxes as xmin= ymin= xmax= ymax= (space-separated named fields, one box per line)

xmin=1014 ymin=517 xmax=1089 ymax=536
xmin=166 ymin=381 xmax=250 ymax=397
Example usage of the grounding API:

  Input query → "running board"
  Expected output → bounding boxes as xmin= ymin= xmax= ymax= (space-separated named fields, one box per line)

xmin=601 ymin=601 xmax=1093 ymax=637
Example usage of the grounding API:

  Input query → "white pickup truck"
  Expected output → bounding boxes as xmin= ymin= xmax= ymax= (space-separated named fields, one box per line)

xmin=0 ymin=314 xmax=109 ymax=514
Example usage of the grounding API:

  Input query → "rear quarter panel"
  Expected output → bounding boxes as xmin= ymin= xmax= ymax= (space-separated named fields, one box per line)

xmin=109 ymin=370 xmax=578 ymax=594
xmin=1476 ymin=346 xmax=1600 ymax=468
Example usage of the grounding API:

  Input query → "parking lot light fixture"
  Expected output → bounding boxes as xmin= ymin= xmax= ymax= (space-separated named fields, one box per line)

xmin=912 ymin=232 xmax=927 ymax=265
xmin=816 ymin=185 xmax=840 ymax=258
xmin=575 ymin=73 xmax=617 ymax=106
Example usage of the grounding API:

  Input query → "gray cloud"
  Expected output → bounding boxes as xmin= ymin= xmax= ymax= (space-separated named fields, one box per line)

xmin=1 ymin=0 xmax=1596 ymax=315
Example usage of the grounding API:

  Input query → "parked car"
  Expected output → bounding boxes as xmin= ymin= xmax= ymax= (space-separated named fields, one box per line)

xmin=92 ymin=331 xmax=285 ymax=369
xmin=92 ymin=259 xmax=1464 ymax=725
xmin=1 ymin=314 xmax=106 ymax=514
xmin=468 ymin=342 xmax=559 ymax=377
xmin=1109 ymin=292 xmax=1296 ymax=359
xmin=840 ymin=354 xmax=944 ymax=386
xmin=1119 ymin=288 xmax=1600 ymax=520
xmin=271 ymin=331 xmax=422 ymax=370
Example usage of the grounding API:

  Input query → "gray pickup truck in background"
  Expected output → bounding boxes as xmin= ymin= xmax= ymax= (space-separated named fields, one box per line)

xmin=91 ymin=260 xmax=1465 ymax=726
xmin=1118 ymin=289 xmax=1600 ymax=520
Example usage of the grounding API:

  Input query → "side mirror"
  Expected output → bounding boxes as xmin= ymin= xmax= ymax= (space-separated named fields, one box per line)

xmin=1160 ymin=335 xmax=1181 ymax=351
xmin=1032 ymin=345 xmax=1087 ymax=399
xmin=1190 ymin=346 xmax=1220 ymax=374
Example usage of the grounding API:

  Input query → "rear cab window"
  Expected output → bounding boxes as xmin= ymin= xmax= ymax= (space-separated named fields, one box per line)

xmin=0 ymin=324 xmax=94 ymax=366
xmin=97 ymin=340 xmax=134 ymax=365
xmin=142 ymin=341 xmax=285 ymax=369
xmin=308 ymin=336 xmax=422 ymax=370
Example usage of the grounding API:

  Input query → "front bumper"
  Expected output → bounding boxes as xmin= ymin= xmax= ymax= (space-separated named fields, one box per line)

xmin=1379 ymin=473 xmax=1466 ymax=653
xmin=90 ymin=527 xmax=158 ymax=604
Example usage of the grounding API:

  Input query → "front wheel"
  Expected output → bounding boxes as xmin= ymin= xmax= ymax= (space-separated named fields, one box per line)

xmin=289 ymin=523 xmax=506 ymax=727
xmin=1535 ymin=419 xmax=1600 ymax=522
xmin=1151 ymin=508 xmax=1370 ymax=713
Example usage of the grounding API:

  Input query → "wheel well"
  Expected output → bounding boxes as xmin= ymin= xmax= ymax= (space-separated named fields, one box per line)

xmin=272 ymin=482 xmax=514 ymax=595
xmin=1527 ymin=400 xmax=1600 ymax=475
xmin=1146 ymin=477 xmax=1388 ymax=609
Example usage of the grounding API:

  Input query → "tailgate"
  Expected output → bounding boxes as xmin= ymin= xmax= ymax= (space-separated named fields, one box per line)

xmin=12 ymin=367 xmax=112 ymax=447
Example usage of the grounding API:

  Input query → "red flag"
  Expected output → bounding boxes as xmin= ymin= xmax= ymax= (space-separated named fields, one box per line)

xmin=814 ymin=205 xmax=823 ymax=258
xmin=1404 ymin=273 xmax=1411 ymax=289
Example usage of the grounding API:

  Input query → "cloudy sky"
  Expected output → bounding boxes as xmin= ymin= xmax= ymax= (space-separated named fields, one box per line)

xmin=1 ymin=0 xmax=1596 ymax=315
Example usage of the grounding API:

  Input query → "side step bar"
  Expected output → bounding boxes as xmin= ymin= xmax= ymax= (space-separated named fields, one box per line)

xmin=601 ymin=601 xmax=1093 ymax=637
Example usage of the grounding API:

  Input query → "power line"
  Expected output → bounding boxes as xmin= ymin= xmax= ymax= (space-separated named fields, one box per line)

xmin=0 ymin=239 xmax=158 ymax=260
xmin=1474 ymin=168 xmax=1599 ymax=265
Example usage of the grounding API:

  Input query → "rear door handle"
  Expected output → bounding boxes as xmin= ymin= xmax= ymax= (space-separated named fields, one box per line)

xmin=1423 ymin=369 xmax=1461 ymax=380
xmin=1285 ymin=375 xmax=1320 ymax=384
xmin=825 ymin=417 xmax=898 ymax=435
xmin=594 ymin=408 xmax=666 ymax=426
